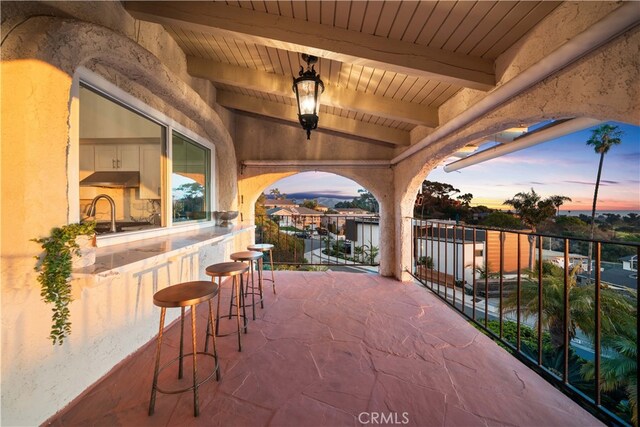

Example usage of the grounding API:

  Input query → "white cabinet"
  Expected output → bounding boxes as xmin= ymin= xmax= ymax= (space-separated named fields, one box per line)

xmin=139 ymin=144 xmax=162 ymax=199
xmin=94 ymin=144 xmax=139 ymax=171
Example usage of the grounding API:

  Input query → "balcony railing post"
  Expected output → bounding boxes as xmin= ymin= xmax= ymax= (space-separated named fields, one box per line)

xmin=516 ymin=232 xmax=521 ymax=352
xmin=563 ymin=238 xmax=570 ymax=384
xmin=537 ymin=235 xmax=543 ymax=367
xmin=484 ymin=233 xmax=489 ymax=329
xmin=594 ymin=241 xmax=602 ymax=406
xmin=499 ymin=231 xmax=504 ymax=339
xmin=461 ymin=225 xmax=465 ymax=314
xmin=473 ymin=228 xmax=477 ymax=321
xmin=430 ymin=221 xmax=434 ymax=291
xmin=437 ymin=223 xmax=442 ymax=297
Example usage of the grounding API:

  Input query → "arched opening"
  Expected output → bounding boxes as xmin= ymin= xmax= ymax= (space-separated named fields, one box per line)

xmin=255 ymin=171 xmax=381 ymax=273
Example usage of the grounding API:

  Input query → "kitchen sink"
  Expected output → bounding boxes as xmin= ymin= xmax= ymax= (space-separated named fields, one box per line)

xmin=94 ymin=221 xmax=156 ymax=234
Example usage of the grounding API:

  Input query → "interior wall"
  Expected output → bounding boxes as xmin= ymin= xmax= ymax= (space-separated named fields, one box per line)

xmin=0 ymin=4 xmax=240 ymax=425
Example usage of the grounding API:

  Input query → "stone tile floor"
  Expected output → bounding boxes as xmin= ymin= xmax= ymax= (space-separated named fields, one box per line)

xmin=48 ymin=271 xmax=601 ymax=426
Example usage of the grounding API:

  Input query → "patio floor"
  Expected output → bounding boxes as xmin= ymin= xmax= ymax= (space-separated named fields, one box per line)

xmin=48 ymin=271 xmax=601 ymax=426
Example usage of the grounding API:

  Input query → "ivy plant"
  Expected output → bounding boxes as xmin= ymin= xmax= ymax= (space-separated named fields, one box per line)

xmin=32 ymin=222 xmax=95 ymax=345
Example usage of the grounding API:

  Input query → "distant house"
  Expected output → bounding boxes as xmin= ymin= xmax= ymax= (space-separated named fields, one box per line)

xmin=543 ymin=250 xmax=589 ymax=270
xmin=316 ymin=204 xmax=329 ymax=212
xmin=267 ymin=206 xmax=323 ymax=228
xmin=334 ymin=208 xmax=370 ymax=215
xmin=321 ymin=212 xmax=378 ymax=234
xmin=345 ymin=218 xmax=381 ymax=263
xmin=413 ymin=221 xmax=531 ymax=282
xmin=264 ymin=199 xmax=299 ymax=209
xmin=620 ymin=255 xmax=637 ymax=272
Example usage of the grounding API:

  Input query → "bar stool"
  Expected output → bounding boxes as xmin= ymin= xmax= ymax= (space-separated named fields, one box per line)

xmin=149 ymin=281 xmax=220 ymax=417
xmin=205 ymin=262 xmax=249 ymax=352
xmin=230 ymin=250 xmax=264 ymax=320
xmin=247 ymin=243 xmax=276 ymax=294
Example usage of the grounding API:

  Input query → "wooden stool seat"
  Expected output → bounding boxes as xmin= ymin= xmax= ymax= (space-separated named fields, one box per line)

xmin=149 ymin=281 xmax=220 ymax=417
xmin=153 ymin=281 xmax=219 ymax=307
xmin=205 ymin=262 xmax=249 ymax=277
xmin=230 ymin=250 xmax=263 ymax=261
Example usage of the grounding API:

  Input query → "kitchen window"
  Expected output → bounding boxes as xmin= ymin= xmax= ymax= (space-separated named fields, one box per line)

xmin=171 ymin=132 xmax=210 ymax=222
xmin=78 ymin=82 xmax=215 ymax=238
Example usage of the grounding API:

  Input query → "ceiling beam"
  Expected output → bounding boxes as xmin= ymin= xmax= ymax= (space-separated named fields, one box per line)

xmin=216 ymin=90 xmax=410 ymax=146
xmin=188 ymin=57 xmax=438 ymax=127
xmin=125 ymin=1 xmax=495 ymax=90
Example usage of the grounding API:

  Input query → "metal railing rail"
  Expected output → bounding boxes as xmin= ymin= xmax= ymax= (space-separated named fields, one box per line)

xmin=408 ymin=219 xmax=639 ymax=427
xmin=255 ymin=214 xmax=380 ymax=267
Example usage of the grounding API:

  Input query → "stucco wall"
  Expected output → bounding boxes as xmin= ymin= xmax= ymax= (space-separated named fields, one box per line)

xmin=0 ymin=3 xmax=243 ymax=425
xmin=233 ymin=113 xmax=397 ymax=161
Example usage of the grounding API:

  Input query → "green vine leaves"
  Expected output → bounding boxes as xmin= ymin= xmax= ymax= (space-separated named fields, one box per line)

xmin=32 ymin=222 xmax=95 ymax=345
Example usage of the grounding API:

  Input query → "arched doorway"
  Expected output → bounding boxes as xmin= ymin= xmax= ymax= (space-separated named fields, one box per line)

xmin=239 ymin=167 xmax=394 ymax=275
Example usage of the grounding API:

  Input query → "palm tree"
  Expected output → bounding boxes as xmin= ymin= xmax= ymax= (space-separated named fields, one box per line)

xmin=581 ymin=314 xmax=637 ymax=425
xmin=504 ymin=262 xmax=635 ymax=351
xmin=586 ymin=124 xmax=623 ymax=272
xmin=504 ymin=189 xmax=556 ymax=269
xmin=269 ymin=188 xmax=285 ymax=200
xmin=549 ymin=195 xmax=572 ymax=216
xmin=503 ymin=262 xmax=637 ymax=424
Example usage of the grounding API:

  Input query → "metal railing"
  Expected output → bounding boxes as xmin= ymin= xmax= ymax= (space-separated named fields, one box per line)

xmin=255 ymin=214 xmax=380 ymax=267
xmin=409 ymin=219 xmax=638 ymax=427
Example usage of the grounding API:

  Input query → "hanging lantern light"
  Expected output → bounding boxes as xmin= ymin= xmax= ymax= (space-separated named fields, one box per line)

xmin=292 ymin=54 xmax=324 ymax=140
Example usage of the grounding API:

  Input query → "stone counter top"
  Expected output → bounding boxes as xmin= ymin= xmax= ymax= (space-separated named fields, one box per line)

xmin=73 ymin=224 xmax=254 ymax=276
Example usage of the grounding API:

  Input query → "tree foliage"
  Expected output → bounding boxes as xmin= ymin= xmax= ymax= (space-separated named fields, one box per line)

xmin=503 ymin=188 xmax=556 ymax=232
xmin=481 ymin=211 xmax=525 ymax=229
xmin=335 ymin=189 xmax=378 ymax=212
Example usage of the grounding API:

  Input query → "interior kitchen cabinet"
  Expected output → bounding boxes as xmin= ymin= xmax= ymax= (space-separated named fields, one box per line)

xmin=139 ymin=144 xmax=162 ymax=199
xmin=94 ymin=144 xmax=140 ymax=171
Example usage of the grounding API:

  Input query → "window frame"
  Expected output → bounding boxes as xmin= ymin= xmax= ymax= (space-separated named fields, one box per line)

xmin=71 ymin=67 xmax=217 ymax=247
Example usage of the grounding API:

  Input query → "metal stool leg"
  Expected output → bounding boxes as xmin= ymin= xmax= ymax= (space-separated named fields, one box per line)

xmin=149 ymin=307 xmax=166 ymax=416
xmin=240 ymin=274 xmax=248 ymax=333
xmin=179 ymin=307 xmax=185 ymax=379
xmin=258 ymin=257 xmax=264 ymax=309
xmin=207 ymin=300 xmax=221 ymax=381
xmin=215 ymin=277 xmax=221 ymax=337
xmin=234 ymin=275 xmax=242 ymax=351
xmin=269 ymin=249 xmax=276 ymax=294
xmin=190 ymin=305 xmax=199 ymax=417
xmin=228 ymin=276 xmax=235 ymax=319
xmin=249 ymin=260 xmax=256 ymax=320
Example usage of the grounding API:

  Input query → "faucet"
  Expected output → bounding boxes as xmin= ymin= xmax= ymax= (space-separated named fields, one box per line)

xmin=87 ymin=194 xmax=117 ymax=233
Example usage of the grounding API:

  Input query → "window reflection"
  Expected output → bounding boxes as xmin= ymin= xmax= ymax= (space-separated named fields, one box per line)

xmin=172 ymin=132 xmax=210 ymax=222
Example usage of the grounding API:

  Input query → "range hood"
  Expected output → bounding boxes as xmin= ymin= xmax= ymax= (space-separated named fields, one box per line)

xmin=80 ymin=171 xmax=140 ymax=188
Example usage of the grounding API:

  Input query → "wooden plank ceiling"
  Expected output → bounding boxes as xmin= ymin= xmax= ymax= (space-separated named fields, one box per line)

xmin=126 ymin=1 xmax=560 ymax=146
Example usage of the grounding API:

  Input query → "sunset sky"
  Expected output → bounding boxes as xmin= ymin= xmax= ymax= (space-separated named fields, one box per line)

xmin=267 ymin=121 xmax=640 ymax=213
